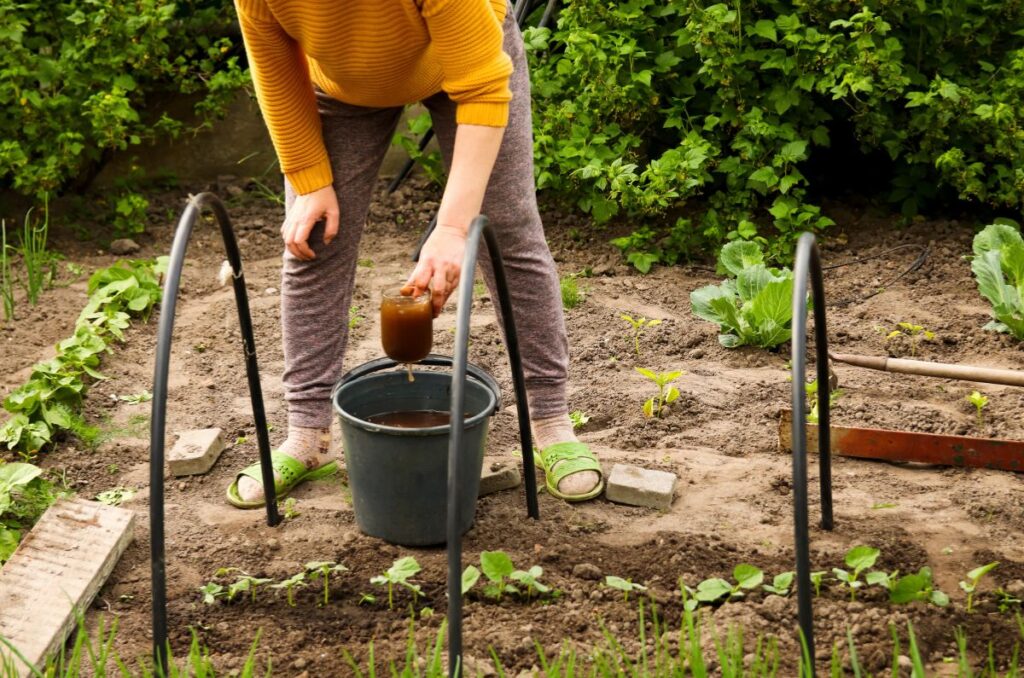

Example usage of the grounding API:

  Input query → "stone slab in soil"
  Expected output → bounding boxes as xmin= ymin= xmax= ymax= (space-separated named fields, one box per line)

xmin=168 ymin=428 xmax=225 ymax=476
xmin=478 ymin=458 xmax=522 ymax=496
xmin=605 ymin=463 xmax=677 ymax=510
xmin=0 ymin=499 xmax=134 ymax=676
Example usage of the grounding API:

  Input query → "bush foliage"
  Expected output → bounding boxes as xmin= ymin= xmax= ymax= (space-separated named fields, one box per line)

xmin=525 ymin=0 xmax=1024 ymax=265
xmin=0 ymin=0 xmax=246 ymax=199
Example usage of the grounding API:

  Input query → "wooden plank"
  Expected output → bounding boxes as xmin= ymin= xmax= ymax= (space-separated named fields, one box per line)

xmin=0 ymin=498 xmax=134 ymax=676
xmin=778 ymin=409 xmax=1024 ymax=471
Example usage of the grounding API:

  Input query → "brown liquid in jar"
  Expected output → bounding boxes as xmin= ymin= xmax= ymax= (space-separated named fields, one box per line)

xmin=380 ymin=289 xmax=433 ymax=364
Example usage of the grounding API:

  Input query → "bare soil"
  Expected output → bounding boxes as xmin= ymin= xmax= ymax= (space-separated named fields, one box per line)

xmin=4 ymin=179 xmax=1024 ymax=676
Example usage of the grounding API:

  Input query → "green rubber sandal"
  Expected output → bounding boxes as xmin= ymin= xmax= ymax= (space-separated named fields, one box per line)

xmin=226 ymin=451 xmax=338 ymax=509
xmin=533 ymin=441 xmax=604 ymax=502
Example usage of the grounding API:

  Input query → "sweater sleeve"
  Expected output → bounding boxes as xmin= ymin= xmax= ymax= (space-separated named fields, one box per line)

xmin=234 ymin=0 xmax=332 ymax=194
xmin=421 ymin=0 xmax=514 ymax=127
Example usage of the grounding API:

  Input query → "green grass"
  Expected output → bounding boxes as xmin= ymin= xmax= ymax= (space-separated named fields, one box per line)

xmin=560 ymin=275 xmax=584 ymax=310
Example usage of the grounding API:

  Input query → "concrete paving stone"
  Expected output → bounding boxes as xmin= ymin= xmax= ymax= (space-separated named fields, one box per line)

xmin=168 ymin=428 xmax=225 ymax=477
xmin=478 ymin=458 xmax=522 ymax=496
xmin=605 ymin=463 xmax=677 ymax=510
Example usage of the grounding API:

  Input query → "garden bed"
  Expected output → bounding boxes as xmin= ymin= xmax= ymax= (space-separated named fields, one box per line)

xmin=3 ymin=180 xmax=1024 ymax=674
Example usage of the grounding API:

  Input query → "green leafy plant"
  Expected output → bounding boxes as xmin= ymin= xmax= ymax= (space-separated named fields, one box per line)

xmin=271 ymin=572 xmax=308 ymax=608
xmin=283 ymin=497 xmax=299 ymax=520
xmin=198 ymin=582 xmax=226 ymax=605
xmin=604 ymin=575 xmax=647 ymax=602
xmin=972 ymin=223 xmax=1024 ymax=339
xmin=761 ymin=571 xmax=794 ymax=596
xmin=884 ymin=322 xmax=935 ymax=357
xmin=995 ymin=588 xmax=1022 ymax=614
xmin=832 ymin=546 xmax=880 ymax=601
xmin=479 ymin=550 xmax=518 ymax=601
xmin=806 ymin=379 xmax=843 ymax=424
xmin=116 ymin=391 xmax=152 ymax=405
xmin=306 ymin=560 xmax=349 ymax=606
xmin=620 ymin=314 xmax=661 ymax=356
xmin=370 ymin=556 xmax=423 ymax=610
xmin=694 ymin=564 xmax=764 ymax=603
xmin=509 ymin=565 xmax=550 ymax=601
xmin=227 ymin=575 xmax=273 ymax=604
xmin=690 ymin=241 xmax=795 ymax=349
xmin=635 ymin=368 xmax=683 ymax=418
xmin=111 ymin=191 xmax=150 ymax=238
xmin=348 ymin=305 xmax=363 ymax=329
xmin=967 ymin=390 xmax=989 ymax=427
xmin=810 ymin=571 xmax=827 ymax=597
xmin=0 ymin=461 xmax=54 ymax=564
xmin=887 ymin=567 xmax=949 ymax=607
xmin=461 ymin=565 xmax=481 ymax=596
xmin=560 ymin=275 xmax=584 ymax=310
xmin=390 ymin=110 xmax=445 ymax=186
xmin=569 ymin=410 xmax=590 ymax=430
xmin=960 ymin=561 xmax=999 ymax=613
xmin=95 ymin=487 xmax=135 ymax=506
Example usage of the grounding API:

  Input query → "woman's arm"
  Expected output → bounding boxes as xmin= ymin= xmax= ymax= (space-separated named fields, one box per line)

xmin=404 ymin=123 xmax=505 ymax=316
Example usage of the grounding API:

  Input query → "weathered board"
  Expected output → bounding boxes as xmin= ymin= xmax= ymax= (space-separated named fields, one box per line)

xmin=0 ymin=498 xmax=135 ymax=676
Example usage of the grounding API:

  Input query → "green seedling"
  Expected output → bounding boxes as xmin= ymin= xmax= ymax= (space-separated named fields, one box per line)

xmin=995 ymin=588 xmax=1022 ymax=613
xmin=806 ymin=378 xmax=843 ymax=424
xmin=569 ymin=410 xmax=590 ymax=429
xmin=621 ymin=314 xmax=662 ymax=356
xmin=887 ymin=567 xmax=949 ymax=607
xmin=235 ymin=436 xmax=248 ymax=446
xmin=271 ymin=572 xmax=308 ymax=607
xmin=1 ymin=219 xmax=14 ymax=322
xmin=761 ymin=571 xmax=794 ymax=596
xmin=810 ymin=571 xmax=827 ymax=597
xmin=832 ymin=545 xmax=880 ymax=601
xmin=636 ymin=368 xmax=683 ymax=418
xmin=604 ymin=575 xmax=647 ymax=602
xmin=884 ymin=322 xmax=935 ymax=357
xmin=116 ymin=391 xmax=152 ymax=405
xmin=283 ymin=497 xmax=299 ymax=520
xmin=358 ymin=593 xmax=376 ymax=606
xmin=348 ymin=305 xmax=363 ymax=329
xmin=560 ymin=275 xmax=584 ymax=310
xmin=960 ymin=561 xmax=999 ymax=613
xmin=306 ymin=561 xmax=349 ymax=606
xmin=871 ymin=502 xmax=897 ymax=510
xmin=198 ymin=582 xmax=226 ymax=605
xmin=480 ymin=550 xmax=518 ymax=601
xmin=509 ymin=566 xmax=550 ymax=601
xmin=227 ymin=575 xmax=273 ymax=604
xmin=461 ymin=565 xmax=481 ymax=595
xmin=95 ymin=487 xmax=135 ymax=506
xmin=694 ymin=564 xmax=764 ymax=603
xmin=370 ymin=556 xmax=423 ymax=610
xmin=966 ymin=390 xmax=989 ymax=427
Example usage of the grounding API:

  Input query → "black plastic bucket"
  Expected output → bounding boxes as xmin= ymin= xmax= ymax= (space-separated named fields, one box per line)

xmin=332 ymin=357 xmax=500 ymax=546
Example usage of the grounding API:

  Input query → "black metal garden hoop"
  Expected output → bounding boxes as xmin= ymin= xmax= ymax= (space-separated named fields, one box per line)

xmin=149 ymin=198 xmax=538 ymax=677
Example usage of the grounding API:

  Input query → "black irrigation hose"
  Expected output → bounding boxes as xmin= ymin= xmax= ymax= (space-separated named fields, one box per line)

xmin=387 ymin=129 xmax=435 ymax=196
xmin=149 ymin=193 xmax=281 ymax=672
xmin=447 ymin=215 xmax=538 ymax=676
xmin=790 ymin=232 xmax=835 ymax=676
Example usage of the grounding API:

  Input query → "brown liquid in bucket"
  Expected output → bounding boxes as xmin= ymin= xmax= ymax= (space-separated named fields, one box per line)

xmin=365 ymin=410 xmax=455 ymax=428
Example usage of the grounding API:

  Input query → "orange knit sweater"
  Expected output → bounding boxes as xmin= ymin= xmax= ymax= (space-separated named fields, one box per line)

xmin=234 ymin=0 xmax=513 ymax=194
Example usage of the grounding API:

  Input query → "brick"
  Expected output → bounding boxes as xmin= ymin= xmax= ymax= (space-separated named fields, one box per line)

xmin=478 ymin=458 xmax=521 ymax=496
xmin=168 ymin=428 xmax=225 ymax=477
xmin=605 ymin=463 xmax=677 ymax=510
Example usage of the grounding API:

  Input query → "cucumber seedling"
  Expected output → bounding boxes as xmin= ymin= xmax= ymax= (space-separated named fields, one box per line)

xmin=604 ymin=575 xmax=647 ymax=602
xmin=636 ymin=368 xmax=684 ymax=418
xmin=762 ymin=571 xmax=794 ymax=596
xmin=271 ymin=572 xmax=308 ymax=607
xmin=966 ymin=390 xmax=989 ymax=427
xmin=479 ymin=550 xmax=518 ymax=601
xmin=199 ymin=582 xmax=226 ymax=605
xmin=370 ymin=556 xmax=423 ymax=610
xmin=569 ymin=410 xmax=591 ymax=430
xmin=621 ymin=314 xmax=662 ymax=356
xmin=960 ymin=562 xmax=999 ymax=613
xmin=888 ymin=567 xmax=949 ymax=607
xmin=832 ymin=546 xmax=880 ymax=601
xmin=694 ymin=564 xmax=764 ymax=603
xmin=306 ymin=561 xmax=349 ymax=606
xmin=883 ymin=322 xmax=935 ymax=357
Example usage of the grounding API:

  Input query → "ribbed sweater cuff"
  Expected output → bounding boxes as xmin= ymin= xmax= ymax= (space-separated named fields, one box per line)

xmin=285 ymin=159 xmax=334 ymax=195
xmin=455 ymin=101 xmax=509 ymax=128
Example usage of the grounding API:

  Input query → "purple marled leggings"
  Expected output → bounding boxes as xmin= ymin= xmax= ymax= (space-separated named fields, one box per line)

xmin=280 ymin=13 xmax=568 ymax=429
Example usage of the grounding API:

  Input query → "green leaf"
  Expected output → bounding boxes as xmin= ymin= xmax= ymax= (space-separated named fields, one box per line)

xmin=690 ymin=283 xmax=737 ymax=326
xmin=973 ymin=224 xmax=1023 ymax=256
xmin=694 ymin=578 xmax=732 ymax=602
xmin=845 ymin=546 xmax=880 ymax=572
xmin=0 ymin=527 xmax=20 ymax=564
xmin=0 ymin=462 xmax=43 ymax=487
xmin=734 ymin=564 xmax=763 ymax=589
xmin=461 ymin=565 xmax=481 ymax=595
xmin=480 ymin=550 xmax=515 ymax=582
xmin=750 ymin=19 xmax=777 ymax=41
xmin=719 ymin=241 xmax=764 ymax=277
xmin=388 ymin=556 xmax=421 ymax=583
xmin=635 ymin=367 xmax=657 ymax=381
xmin=967 ymin=562 xmax=999 ymax=582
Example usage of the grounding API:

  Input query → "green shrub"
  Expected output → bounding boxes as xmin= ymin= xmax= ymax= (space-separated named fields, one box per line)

xmin=527 ymin=0 xmax=1024 ymax=266
xmin=0 ymin=0 xmax=247 ymax=199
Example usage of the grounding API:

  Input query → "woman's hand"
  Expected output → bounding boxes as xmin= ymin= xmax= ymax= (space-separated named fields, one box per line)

xmin=403 ymin=224 xmax=467 ymax=317
xmin=281 ymin=185 xmax=339 ymax=260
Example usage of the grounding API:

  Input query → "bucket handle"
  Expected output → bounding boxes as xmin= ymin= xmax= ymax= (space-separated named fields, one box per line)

xmin=331 ymin=354 xmax=502 ymax=415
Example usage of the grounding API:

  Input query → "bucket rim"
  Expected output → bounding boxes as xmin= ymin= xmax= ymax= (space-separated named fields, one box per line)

xmin=332 ymin=369 xmax=497 ymax=436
